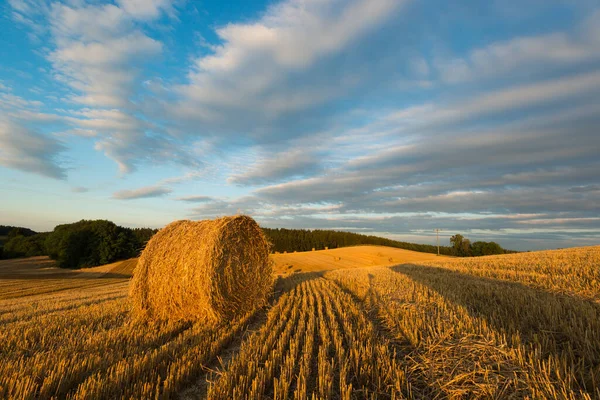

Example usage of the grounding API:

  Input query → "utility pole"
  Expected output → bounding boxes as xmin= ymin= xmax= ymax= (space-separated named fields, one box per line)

xmin=434 ymin=229 xmax=442 ymax=256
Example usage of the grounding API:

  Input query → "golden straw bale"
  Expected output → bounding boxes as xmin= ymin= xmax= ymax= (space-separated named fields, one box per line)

xmin=130 ymin=215 xmax=272 ymax=322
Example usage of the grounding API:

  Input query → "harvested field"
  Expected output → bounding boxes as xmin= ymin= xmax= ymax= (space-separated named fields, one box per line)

xmin=271 ymin=245 xmax=446 ymax=275
xmin=1 ymin=245 xmax=599 ymax=399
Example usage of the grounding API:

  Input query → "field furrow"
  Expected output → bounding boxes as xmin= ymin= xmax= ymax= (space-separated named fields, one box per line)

xmin=411 ymin=246 xmax=600 ymax=301
xmin=1 ymin=245 xmax=599 ymax=399
xmin=326 ymin=266 xmax=599 ymax=398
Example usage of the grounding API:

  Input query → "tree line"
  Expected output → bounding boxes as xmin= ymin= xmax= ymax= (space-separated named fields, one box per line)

xmin=0 ymin=221 xmax=511 ymax=268
xmin=0 ymin=221 xmax=156 ymax=268
xmin=263 ymin=228 xmax=454 ymax=254
xmin=263 ymin=228 xmax=509 ymax=256
xmin=449 ymin=234 xmax=513 ymax=256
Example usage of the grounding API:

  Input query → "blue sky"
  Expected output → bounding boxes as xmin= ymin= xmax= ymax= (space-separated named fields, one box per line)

xmin=1 ymin=0 xmax=599 ymax=250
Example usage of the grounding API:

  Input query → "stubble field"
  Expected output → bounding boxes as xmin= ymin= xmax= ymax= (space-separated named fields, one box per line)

xmin=1 ymin=245 xmax=599 ymax=399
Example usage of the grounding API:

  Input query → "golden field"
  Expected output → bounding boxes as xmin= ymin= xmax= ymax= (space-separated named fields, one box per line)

xmin=271 ymin=245 xmax=447 ymax=275
xmin=1 ymin=245 xmax=599 ymax=399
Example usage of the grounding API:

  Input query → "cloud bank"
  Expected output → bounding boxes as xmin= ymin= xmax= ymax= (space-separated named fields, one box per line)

xmin=2 ymin=0 xmax=600 ymax=249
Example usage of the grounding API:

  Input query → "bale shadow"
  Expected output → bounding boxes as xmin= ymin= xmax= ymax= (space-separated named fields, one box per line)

xmin=272 ymin=271 xmax=324 ymax=299
xmin=179 ymin=306 xmax=270 ymax=399
xmin=323 ymin=271 xmax=448 ymax=398
xmin=93 ymin=272 xmax=132 ymax=279
xmin=391 ymin=263 xmax=600 ymax=393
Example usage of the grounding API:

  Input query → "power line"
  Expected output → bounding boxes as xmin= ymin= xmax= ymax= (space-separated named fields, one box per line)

xmin=434 ymin=229 xmax=442 ymax=256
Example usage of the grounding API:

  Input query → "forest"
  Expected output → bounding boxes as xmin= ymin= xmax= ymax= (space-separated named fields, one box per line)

xmin=263 ymin=227 xmax=456 ymax=254
xmin=0 ymin=222 xmax=156 ymax=268
xmin=263 ymin=228 xmax=509 ymax=256
xmin=0 ymin=222 xmax=508 ymax=267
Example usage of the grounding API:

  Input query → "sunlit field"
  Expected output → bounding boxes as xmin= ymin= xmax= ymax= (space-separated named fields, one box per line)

xmin=271 ymin=245 xmax=447 ymax=275
xmin=1 ymin=246 xmax=599 ymax=399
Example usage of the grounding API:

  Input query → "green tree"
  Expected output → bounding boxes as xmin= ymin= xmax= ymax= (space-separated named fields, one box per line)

xmin=461 ymin=238 xmax=472 ymax=257
xmin=1 ymin=226 xmax=36 ymax=237
xmin=449 ymin=234 xmax=465 ymax=256
xmin=472 ymin=241 xmax=504 ymax=256
xmin=471 ymin=241 xmax=485 ymax=257
xmin=262 ymin=228 xmax=455 ymax=255
xmin=2 ymin=232 xmax=48 ymax=258
xmin=449 ymin=234 xmax=475 ymax=256
xmin=45 ymin=220 xmax=141 ymax=268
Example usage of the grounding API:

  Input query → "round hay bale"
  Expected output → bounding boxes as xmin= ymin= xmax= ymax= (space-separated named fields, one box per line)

xmin=130 ymin=215 xmax=272 ymax=322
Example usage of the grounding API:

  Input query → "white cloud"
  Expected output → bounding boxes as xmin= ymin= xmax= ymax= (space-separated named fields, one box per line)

xmin=189 ymin=196 xmax=260 ymax=219
xmin=435 ymin=70 xmax=600 ymax=124
xmin=48 ymin=3 xmax=163 ymax=108
xmin=37 ymin=1 xmax=189 ymax=173
xmin=409 ymin=57 xmax=430 ymax=77
xmin=61 ymin=107 xmax=198 ymax=174
xmin=204 ymin=0 xmax=399 ymax=70
xmin=0 ymin=88 xmax=61 ymax=123
xmin=52 ymin=33 xmax=161 ymax=68
xmin=228 ymin=148 xmax=322 ymax=185
xmin=377 ymin=70 xmax=600 ymax=131
xmin=0 ymin=118 xmax=67 ymax=179
xmin=159 ymin=171 xmax=206 ymax=185
xmin=252 ymin=88 xmax=600 ymax=208
xmin=177 ymin=195 xmax=216 ymax=203
xmin=112 ymin=185 xmax=172 ymax=199
xmin=4 ymin=0 xmax=599 ymax=251
xmin=49 ymin=3 xmax=132 ymax=41
xmin=8 ymin=1 xmax=185 ymax=174
xmin=94 ymin=133 xmax=198 ymax=175
xmin=65 ymin=108 xmax=149 ymax=132
xmin=116 ymin=0 xmax=175 ymax=20
xmin=0 ymin=84 xmax=68 ymax=179
xmin=175 ymin=0 xmax=407 ymax=128
xmin=436 ymin=10 xmax=600 ymax=83
xmin=7 ymin=0 xmax=410 ymax=175
xmin=8 ymin=0 xmax=51 ymax=39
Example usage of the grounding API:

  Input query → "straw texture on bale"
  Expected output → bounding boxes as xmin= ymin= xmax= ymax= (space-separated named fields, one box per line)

xmin=130 ymin=215 xmax=272 ymax=322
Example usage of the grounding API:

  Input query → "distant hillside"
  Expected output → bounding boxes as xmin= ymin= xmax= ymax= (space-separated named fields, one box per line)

xmin=271 ymin=245 xmax=448 ymax=275
xmin=0 ymin=225 xmax=38 ymax=250
xmin=1 ymin=222 xmax=509 ymax=260
xmin=262 ymin=228 xmax=455 ymax=256
xmin=0 ymin=225 xmax=37 ymax=237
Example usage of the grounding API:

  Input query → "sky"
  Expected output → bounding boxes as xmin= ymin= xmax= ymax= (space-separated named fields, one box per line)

xmin=1 ymin=0 xmax=599 ymax=251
